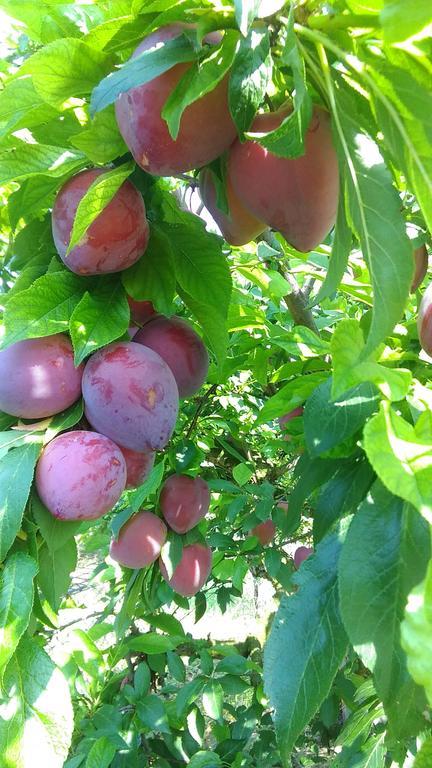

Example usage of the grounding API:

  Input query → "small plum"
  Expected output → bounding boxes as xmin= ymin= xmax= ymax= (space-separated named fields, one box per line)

xmin=277 ymin=501 xmax=289 ymax=513
xmin=127 ymin=297 xmax=156 ymax=326
xmin=110 ymin=511 xmax=167 ymax=568
xmin=134 ymin=315 xmax=209 ymax=398
xmin=119 ymin=447 xmax=155 ymax=489
xmin=115 ymin=24 xmax=237 ymax=176
xmin=160 ymin=474 xmax=210 ymax=533
xmin=228 ymin=108 xmax=339 ymax=252
xmin=199 ymin=167 xmax=266 ymax=246
xmin=279 ymin=407 xmax=304 ymax=441
xmin=159 ymin=542 xmax=212 ymax=597
xmin=52 ymin=168 xmax=149 ymax=275
xmin=250 ymin=519 xmax=276 ymax=546
xmin=36 ymin=430 xmax=126 ymax=520
xmin=82 ymin=341 xmax=179 ymax=452
xmin=0 ymin=334 xmax=83 ymax=419
xmin=411 ymin=245 xmax=428 ymax=293
xmin=293 ymin=546 xmax=313 ymax=569
xmin=418 ymin=283 xmax=432 ymax=356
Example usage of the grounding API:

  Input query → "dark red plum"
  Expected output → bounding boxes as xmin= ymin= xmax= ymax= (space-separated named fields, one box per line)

xmin=134 ymin=315 xmax=208 ymax=398
xmin=127 ymin=297 xmax=156 ymax=325
xmin=160 ymin=474 xmax=210 ymax=533
xmin=411 ymin=245 xmax=428 ymax=293
xmin=119 ymin=446 xmax=155 ymax=489
xmin=199 ymin=167 xmax=266 ymax=246
xmin=115 ymin=24 xmax=237 ymax=176
xmin=159 ymin=542 xmax=212 ymax=597
xmin=228 ymin=108 xmax=339 ymax=252
xmin=110 ymin=511 xmax=166 ymax=568
xmin=82 ymin=341 xmax=179 ymax=452
xmin=0 ymin=334 xmax=83 ymax=419
xmin=250 ymin=519 xmax=276 ymax=546
xmin=36 ymin=430 xmax=126 ymax=521
xmin=52 ymin=168 xmax=149 ymax=275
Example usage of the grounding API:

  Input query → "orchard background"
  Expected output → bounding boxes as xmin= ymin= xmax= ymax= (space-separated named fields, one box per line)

xmin=0 ymin=0 xmax=432 ymax=766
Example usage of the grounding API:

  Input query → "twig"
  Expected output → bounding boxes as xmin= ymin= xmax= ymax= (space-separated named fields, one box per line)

xmin=185 ymin=383 xmax=218 ymax=439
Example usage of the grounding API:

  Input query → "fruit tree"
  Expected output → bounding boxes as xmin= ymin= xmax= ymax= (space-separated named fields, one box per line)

xmin=0 ymin=1 xmax=431 ymax=767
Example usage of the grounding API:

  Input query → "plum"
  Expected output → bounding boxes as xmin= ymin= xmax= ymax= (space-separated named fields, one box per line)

xmin=115 ymin=24 xmax=237 ymax=176
xmin=36 ymin=430 xmax=126 ymax=520
xmin=277 ymin=501 xmax=289 ymax=513
xmin=293 ymin=546 xmax=313 ymax=569
xmin=127 ymin=297 xmax=156 ymax=326
xmin=160 ymin=474 xmax=210 ymax=533
xmin=250 ymin=519 xmax=276 ymax=546
xmin=0 ymin=334 xmax=83 ymax=419
xmin=279 ymin=406 xmax=304 ymax=441
xmin=82 ymin=341 xmax=179 ymax=452
xmin=411 ymin=245 xmax=428 ymax=293
xmin=199 ymin=167 xmax=266 ymax=246
xmin=159 ymin=542 xmax=212 ymax=597
xmin=418 ymin=283 xmax=432 ymax=356
xmin=52 ymin=168 xmax=149 ymax=275
xmin=133 ymin=315 xmax=209 ymax=398
xmin=110 ymin=511 xmax=167 ymax=568
xmin=119 ymin=447 xmax=155 ymax=489
xmin=228 ymin=108 xmax=339 ymax=252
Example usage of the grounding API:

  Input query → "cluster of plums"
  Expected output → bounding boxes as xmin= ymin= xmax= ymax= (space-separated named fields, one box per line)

xmin=110 ymin=475 xmax=212 ymax=597
xmin=0 ymin=299 xmax=212 ymax=595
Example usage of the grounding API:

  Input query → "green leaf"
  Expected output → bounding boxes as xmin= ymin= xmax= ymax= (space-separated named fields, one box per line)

xmin=0 ymin=143 xmax=85 ymax=185
xmin=304 ymin=378 xmax=379 ymax=457
xmin=189 ymin=751 xmax=222 ymax=768
xmin=176 ymin=677 xmax=206 ymax=716
xmin=69 ymin=106 xmax=128 ymax=165
xmin=401 ymin=562 xmax=432 ymax=708
xmin=20 ymin=38 xmax=112 ymax=108
xmin=32 ymin=493 xmax=80 ymax=553
xmin=134 ymin=661 xmax=151 ymax=697
xmin=0 ymin=443 xmax=40 ymax=562
xmin=162 ymin=32 xmax=238 ymax=140
xmin=0 ymin=637 xmax=73 ymax=768
xmin=127 ymin=632 xmax=180 ymax=654
xmin=137 ymin=694 xmax=170 ymax=733
xmin=367 ymin=57 xmax=432 ymax=235
xmin=332 ymin=78 xmax=412 ymax=357
xmin=232 ymin=463 xmax=254 ymax=486
xmin=217 ymin=655 xmax=248 ymax=675
xmin=1 ymin=271 xmax=89 ymax=348
xmin=0 ymin=430 xmax=43 ymax=461
xmin=143 ymin=611 xmax=185 ymax=636
xmin=122 ymin=223 xmax=176 ymax=316
xmin=8 ymin=174 xmax=65 ymax=231
xmin=252 ymin=8 xmax=312 ymax=158
xmin=255 ymin=371 xmax=324 ymax=425
xmin=331 ymin=319 xmax=412 ymax=402
xmin=264 ymin=527 xmax=348 ymax=764
xmin=380 ymin=0 xmax=432 ymax=43
xmin=160 ymin=533 xmax=183 ymax=580
xmin=0 ymin=553 xmax=38 ymax=677
xmin=202 ymin=680 xmax=224 ymax=720
xmin=363 ymin=401 xmax=432 ymax=524
xmin=85 ymin=737 xmax=116 ymax=768
xmin=90 ymin=34 xmax=197 ymax=115
xmin=0 ymin=77 xmax=58 ymax=138
xmin=69 ymin=276 xmax=130 ymax=365
xmin=228 ymin=27 xmax=271 ymax=134
xmin=339 ymin=482 xmax=430 ymax=738
xmin=314 ymin=459 xmax=374 ymax=543
xmin=234 ymin=0 xmax=260 ymax=36
xmin=413 ymin=736 xmax=432 ymax=767
xmin=66 ymin=162 xmax=134 ymax=256
xmin=167 ymin=650 xmax=186 ymax=683
xmin=38 ymin=539 xmax=78 ymax=611
xmin=312 ymin=193 xmax=352 ymax=305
